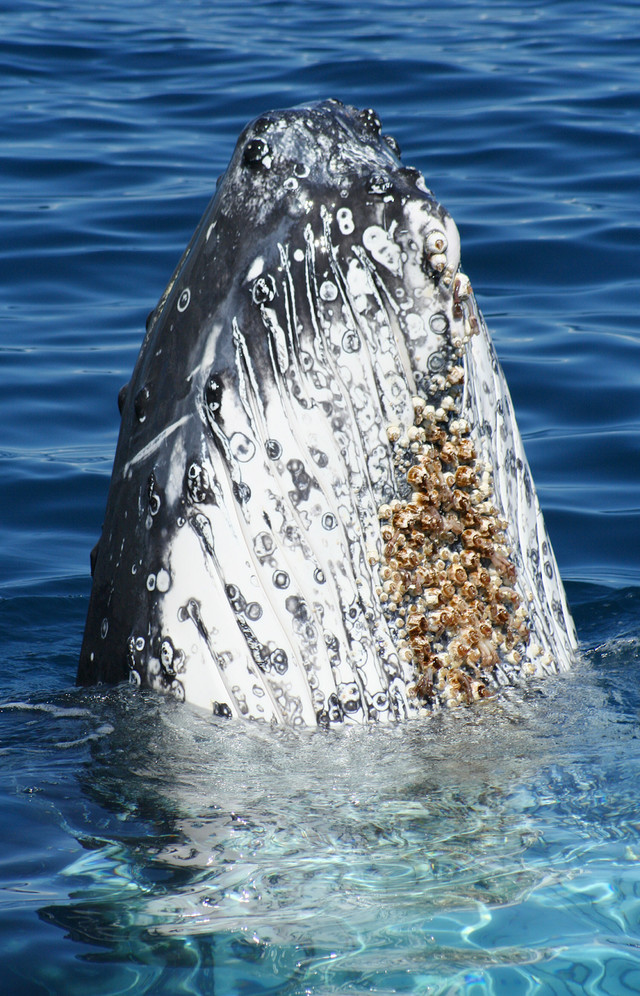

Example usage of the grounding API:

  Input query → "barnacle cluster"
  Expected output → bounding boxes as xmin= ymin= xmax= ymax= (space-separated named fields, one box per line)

xmin=376 ymin=370 xmax=531 ymax=709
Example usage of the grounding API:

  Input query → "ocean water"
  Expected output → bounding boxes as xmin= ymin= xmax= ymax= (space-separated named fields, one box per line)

xmin=1 ymin=0 xmax=639 ymax=992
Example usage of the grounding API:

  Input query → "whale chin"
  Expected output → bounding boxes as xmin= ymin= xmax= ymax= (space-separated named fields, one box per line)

xmin=78 ymin=99 xmax=577 ymax=727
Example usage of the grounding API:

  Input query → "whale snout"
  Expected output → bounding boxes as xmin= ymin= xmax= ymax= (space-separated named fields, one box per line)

xmin=78 ymin=100 xmax=577 ymax=726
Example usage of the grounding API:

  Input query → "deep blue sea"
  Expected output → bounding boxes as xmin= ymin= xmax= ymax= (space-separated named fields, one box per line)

xmin=2 ymin=1 xmax=639 ymax=993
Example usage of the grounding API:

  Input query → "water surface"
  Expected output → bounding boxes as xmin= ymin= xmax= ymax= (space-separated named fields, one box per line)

xmin=1 ymin=1 xmax=639 ymax=992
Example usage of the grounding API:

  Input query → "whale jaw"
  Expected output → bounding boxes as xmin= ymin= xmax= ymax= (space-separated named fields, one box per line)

xmin=78 ymin=100 xmax=577 ymax=726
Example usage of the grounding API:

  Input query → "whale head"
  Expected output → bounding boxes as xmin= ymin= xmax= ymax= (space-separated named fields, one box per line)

xmin=78 ymin=99 xmax=577 ymax=726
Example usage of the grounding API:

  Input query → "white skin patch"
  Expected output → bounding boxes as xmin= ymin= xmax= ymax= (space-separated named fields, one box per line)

xmin=230 ymin=431 xmax=256 ymax=462
xmin=319 ymin=280 xmax=338 ymax=302
xmin=246 ymin=257 xmax=264 ymax=282
xmin=346 ymin=258 xmax=371 ymax=300
xmin=156 ymin=569 xmax=170 ymax=593
xmin=362 ymin=225 xmax=402 ymax=277
xmin=336 ymin=207 xmax=354 ymax=235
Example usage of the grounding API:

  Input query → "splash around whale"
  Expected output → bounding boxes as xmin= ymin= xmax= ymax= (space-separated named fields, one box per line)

xmin=78 ymin=99 xmax=577 ymax=727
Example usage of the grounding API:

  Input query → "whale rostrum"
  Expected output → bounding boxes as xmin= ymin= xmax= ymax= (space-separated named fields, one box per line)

xmin=78 ymin=100 xmax=578 ymax=726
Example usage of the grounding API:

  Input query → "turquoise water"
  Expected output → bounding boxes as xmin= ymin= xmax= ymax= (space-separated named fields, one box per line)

xmin=1 ymin=1 xmax=640 ymax=992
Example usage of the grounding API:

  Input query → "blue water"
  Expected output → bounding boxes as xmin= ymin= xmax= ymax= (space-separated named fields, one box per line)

xmin=1 ymin=1 xmax=639 ymax=992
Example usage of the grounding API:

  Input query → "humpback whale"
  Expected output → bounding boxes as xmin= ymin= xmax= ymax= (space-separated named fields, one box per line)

xmin=78 ymin=99 xmax=577 ymax=726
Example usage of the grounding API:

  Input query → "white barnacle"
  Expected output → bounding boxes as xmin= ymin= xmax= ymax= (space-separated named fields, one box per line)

xmin=362 ymin=225 xmax=402 ymax=277
xmin=336 ymin=206 xmax=354 ymax=235
xmin=425 ymin=230 xmax=448 ymax=254
xmin=386 ymin=425 xmax=402 ymax=443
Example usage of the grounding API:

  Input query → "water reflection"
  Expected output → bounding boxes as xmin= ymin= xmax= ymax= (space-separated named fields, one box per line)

xmin=21 ymin=652 xmax=639 ymax=991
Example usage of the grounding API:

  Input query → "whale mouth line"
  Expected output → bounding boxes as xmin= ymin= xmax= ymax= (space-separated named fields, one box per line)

xmin=78 ymin=100 xmax=577 ymax=727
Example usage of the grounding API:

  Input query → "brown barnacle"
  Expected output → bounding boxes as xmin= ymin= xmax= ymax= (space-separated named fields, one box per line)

xmin=471 ymin=680 xmax=491 ymax=700
xmin=448 ymin=593 xmax=466 ymax=614
xmin=407 ymin=615 xmax=429 ymax=639
xmin=450 ymin=668 xmax=474 ymax=703
xmin=475 ymin=517 xmax=497 ymax=537
xmin=439 ymin=606 xmax=459 ymax=630
xmin=407 ymin=534 xmax=424 ymax=556
xmin=412 ymin=666 xmax=434 ymax=701
xmin=449 ymin=638 xmax=470 ymax=662
xmin=413 ymin=565 xmax=435 ymax=591
xmin=490 ymin=603 xmax=510 ymax=627
xmin=407 ymin=465 xmax=428 ymax=489
xmin=460 ymin=582 xmax=478 ymax=602
xmin=423 ymin=587 xmax=442 ymax=608
xmin=384 ymin=530 xmax=401 ymax=558
xmin=476 ymin=567 xmax=492 ymax=589
xmin=420 ymin=507 xmax=445 ymax=534
xmin=426 ymin=610 xmax=445 ymax=634
xmin=456 ymin=439 xmax=476 ymax=462
xmin=455 ymin=465 xmax=478 ymax=489
xmin=424 ymin=425 xmax=446 ymax=445
xmin=475 ymin=534 xmax=493 ymax=555
xmin=448 ymin=564 xmax=467 ymax=586
xmin=440 ymin=441 xmax=458 ymax=465
xmin=440 ymin=580 xmax=456 ymax=602
xmin=467 ymin=315 xmax=480 ymax=336
xmin=380 ymin=524 xmax=394 ymax=543
xmin=452 ymin=489 xmax=471 ymax=514
xmin=392 ymin=505 xmax=418 ymax=530
xmin=461 ymin=528 xmax=477 ymax=549
xmin=446 ymin=365 xmax=465 ymax=387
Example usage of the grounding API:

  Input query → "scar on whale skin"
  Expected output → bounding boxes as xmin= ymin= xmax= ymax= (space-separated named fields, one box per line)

xmin=78 ymin=99 xmax=578 ymax=726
